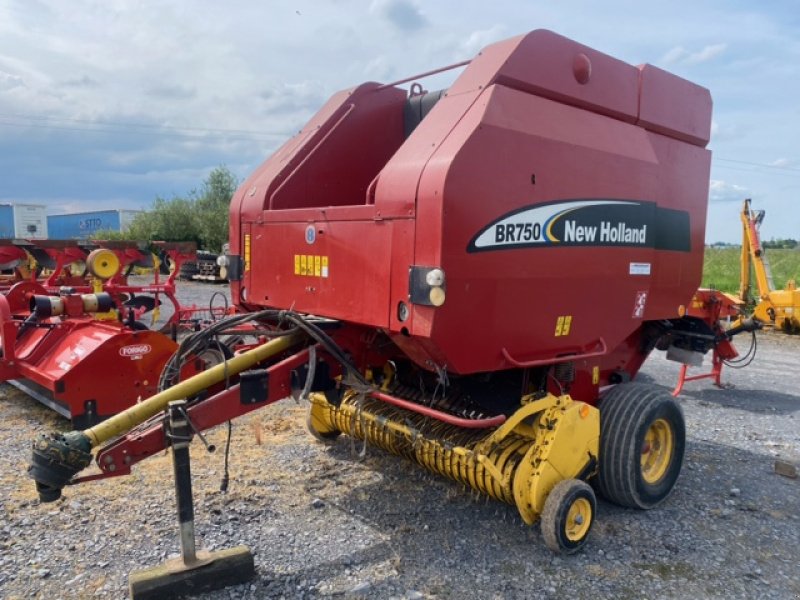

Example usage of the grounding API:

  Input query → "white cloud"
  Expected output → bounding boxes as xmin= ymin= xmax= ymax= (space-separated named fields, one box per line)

xmin=769 ymin=158 xmax=795 ymax=168
xmin=662 ymin=43 xmax=727 ymax=65
xmin=259 ymin=81 xmax=327 ymax=117
xmin=459 ymin=25 xmax=507 ymax=58
xmin=687 ymin=43 xmax=727 ymax=64
xmin=0 ymin=70 xmax=25 ymax=91
xmin=709 ymin=179 xmax=749 ymax=203
xmin=364 ymin=55 xmax=394 ymax=81
xmin=662 ymin=46 xmax=688 ymax=64
xmin=709 ymin=119 xmax=742 ymax=143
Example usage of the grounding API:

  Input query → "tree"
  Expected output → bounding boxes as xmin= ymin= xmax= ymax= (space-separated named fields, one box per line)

xmin=93 ymin=166 xmax=238 ymax=253
xmin=191 ymin=166 xmax=238 ymax=252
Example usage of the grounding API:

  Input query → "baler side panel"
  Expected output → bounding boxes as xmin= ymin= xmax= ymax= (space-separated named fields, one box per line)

xmin=234 ymin=83 xmax=406 ymax=217
xmin=643 ymin=135 xmax=710 ymax=317
xmin=229 ymin=84 xmax=410 ymax=310
xmin=246 ymin=218 xmax=412 ymax=327
xmin=408 ymin=85 xmax=666 ymax=374
xmin=390 ymin=32 xmax=711 ymax=377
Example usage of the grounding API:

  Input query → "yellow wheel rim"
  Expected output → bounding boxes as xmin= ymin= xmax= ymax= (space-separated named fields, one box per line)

xmin=565 ymin=497 xmax=592 ymax=542
xmin=86 ymin=249 xmax=120 ymax=280
xmin=641 ymin=418 xmax=674 ymax=484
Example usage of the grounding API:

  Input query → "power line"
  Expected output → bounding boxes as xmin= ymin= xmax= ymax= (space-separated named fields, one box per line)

xmin=715 ymin=157 xmax=800 ymax=173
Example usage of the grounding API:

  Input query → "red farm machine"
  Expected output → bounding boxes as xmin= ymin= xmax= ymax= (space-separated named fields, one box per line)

xmin=0 ymin=240 xmax=200 ymax=427
xmin=29 ymin=30 xmax=760 ymax=586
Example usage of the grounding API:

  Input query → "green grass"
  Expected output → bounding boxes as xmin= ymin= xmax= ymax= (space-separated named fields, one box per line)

xmin=702 ymin=247 xmax=800 ymax=294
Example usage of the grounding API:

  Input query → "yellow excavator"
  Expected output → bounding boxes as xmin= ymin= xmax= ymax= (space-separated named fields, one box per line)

xmin=738 ymin=198 xmax=800 ymax=333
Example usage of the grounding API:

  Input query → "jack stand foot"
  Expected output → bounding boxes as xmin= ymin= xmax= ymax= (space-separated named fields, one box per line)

xmin=128 ymin=400 xmax=255 ymax=599
xmin=128 ymin=546 xmax=254 ymax=600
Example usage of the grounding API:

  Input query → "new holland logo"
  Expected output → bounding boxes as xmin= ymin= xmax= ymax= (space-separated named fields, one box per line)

xmin=119 ymin=344 xmax=152 ymax=359
xmin=467 ymin=199 xmax=690 ymax=253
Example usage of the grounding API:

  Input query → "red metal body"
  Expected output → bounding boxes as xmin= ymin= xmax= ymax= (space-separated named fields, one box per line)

xmin=0 ymin=241 xmax=198 ymax=427
xmin=228 ymin=29 xmax=712 ymax=404
xmin=0 ymin=293 xmax=180 ymax=428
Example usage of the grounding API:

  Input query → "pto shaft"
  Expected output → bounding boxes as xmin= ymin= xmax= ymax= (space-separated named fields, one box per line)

xmin=85 ymin=332 xmax=304 ymax=447
xmin=29 ymin=331 xmax=305 ymax=502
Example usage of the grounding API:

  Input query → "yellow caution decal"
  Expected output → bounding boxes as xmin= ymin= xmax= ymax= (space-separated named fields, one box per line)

xmin=294 ymin=255 xmax=329 ymax=278
xmin=555 ymin=315 xmax=573 ymax=336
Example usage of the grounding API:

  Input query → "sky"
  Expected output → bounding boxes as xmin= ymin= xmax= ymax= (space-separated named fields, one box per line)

xmin=0 ymin=0 xmax=798 ymax=243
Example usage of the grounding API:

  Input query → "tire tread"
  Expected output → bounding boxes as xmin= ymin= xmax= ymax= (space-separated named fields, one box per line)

xmin=595 ymin=383 xmax=684 ymax=509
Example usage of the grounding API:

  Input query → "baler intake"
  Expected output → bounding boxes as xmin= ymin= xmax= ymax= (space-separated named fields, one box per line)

xmin=31 ymin=30 xmax=723 ymax=555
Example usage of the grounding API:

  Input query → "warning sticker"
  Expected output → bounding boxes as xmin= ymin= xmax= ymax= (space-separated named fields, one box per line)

xmin=632 ymin=291 xmax=648 ymax=319
xmin=294 ymin=255 xmax=329 ymax=278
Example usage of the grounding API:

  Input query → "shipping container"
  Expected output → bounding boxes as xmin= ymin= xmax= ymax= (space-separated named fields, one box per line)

xmin=47 ymin=209 xmax=142 ymax=239
xmin=0 ymin=203 xmax=48 ymax=239
xmin=0 ymin=205 xmax=13 ymax=238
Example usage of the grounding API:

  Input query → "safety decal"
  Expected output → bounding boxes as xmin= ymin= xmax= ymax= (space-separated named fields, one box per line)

xmin=467 ymin=199 xmax=690 ymax=253
xmin=305 ymin=225 xmax=316 ymax=245
xmin=294 ymin=255 xmax=329 ymax=278
xmin=554 ymin=315 xmax=573 ymax=337
xmin=632 ymin=291 xmax=648 ymax=319
xmin=629 ymin=262 xmax=651 ymax=275
xmin=244 ymin=234 xmax=251 ymax=272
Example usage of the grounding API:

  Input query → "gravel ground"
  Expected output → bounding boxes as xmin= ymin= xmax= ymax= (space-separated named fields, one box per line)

xmin=0 ymin=280 xmax=799 ymax=599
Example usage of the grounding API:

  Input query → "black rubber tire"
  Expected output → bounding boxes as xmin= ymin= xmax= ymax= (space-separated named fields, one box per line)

xmin=158 ymin=253 xmax=173 ymax=275
xmin=179 ymin=261 xmax=199 ymax=280
xmin=541 ymin=479 xmax=596 ymax=554
xmin=594 ymin=382 xmax=685 ymax=509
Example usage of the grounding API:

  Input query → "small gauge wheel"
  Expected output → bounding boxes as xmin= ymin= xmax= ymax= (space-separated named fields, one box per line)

xmin=541 ymin=479 xmax=596 ymax=554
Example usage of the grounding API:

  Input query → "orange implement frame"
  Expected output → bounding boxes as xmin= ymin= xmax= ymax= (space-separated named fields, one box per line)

xmin=671 ymin=289 xmax=746 ymax=397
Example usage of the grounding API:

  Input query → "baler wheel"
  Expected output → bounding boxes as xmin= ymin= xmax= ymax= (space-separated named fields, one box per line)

xmin=595 ymin=383 xmax=685 ymax=509
xmin=541 ymin=479 xmax=596 ymax=554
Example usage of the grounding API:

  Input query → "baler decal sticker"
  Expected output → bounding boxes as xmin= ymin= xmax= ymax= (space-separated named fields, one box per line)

xmin=294 ymin=254 xmax=329 ymax=278
xmin=554 ymin=315 xmax=572 ymax=336
xmin=632 ymin=291 xmax=648 ymax=319
xmin=467 ymin=199 xmax=690 ymax=253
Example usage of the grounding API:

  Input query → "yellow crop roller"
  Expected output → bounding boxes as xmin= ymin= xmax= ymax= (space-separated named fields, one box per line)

xmin=308 ymin=390 xmax=600 ymax=553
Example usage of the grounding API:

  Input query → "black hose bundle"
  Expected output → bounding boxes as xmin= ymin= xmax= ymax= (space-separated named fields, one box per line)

xmin=157 ymin=308 xmax=291 ymax=392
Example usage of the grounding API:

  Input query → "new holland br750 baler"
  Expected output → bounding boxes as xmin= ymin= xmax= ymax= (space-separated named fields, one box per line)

xmin=31 ymin=30 xmax=733 ymax=555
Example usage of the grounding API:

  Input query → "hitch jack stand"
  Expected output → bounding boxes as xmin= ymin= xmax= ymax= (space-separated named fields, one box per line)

xmin=672 ymin=349 xmax=724 ymax=397
xmin=128 ymin=400 xmax=255 ymax=599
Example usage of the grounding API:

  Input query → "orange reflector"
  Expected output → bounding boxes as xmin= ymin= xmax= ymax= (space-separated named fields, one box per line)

xmin=579 ymin=404 xmax=590 ymax=419
xmin=678 ymin=304 xmax=686 ymax=317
